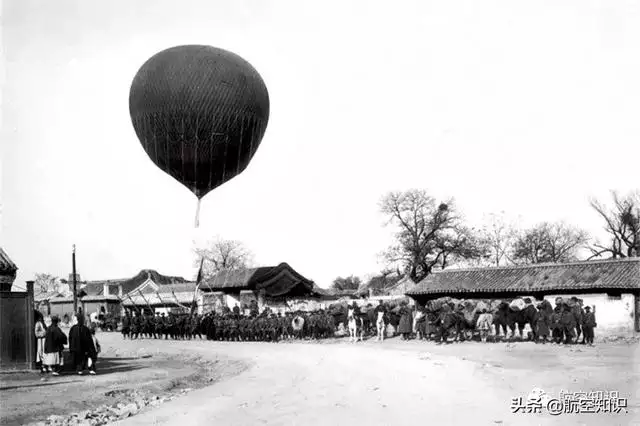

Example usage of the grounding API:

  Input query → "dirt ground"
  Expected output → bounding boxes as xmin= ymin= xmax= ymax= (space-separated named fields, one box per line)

xmin=1 ymin=332 xmax=639 ymax=426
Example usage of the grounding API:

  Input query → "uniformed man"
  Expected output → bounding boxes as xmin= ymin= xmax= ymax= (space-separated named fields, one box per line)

xmin=121 ymin=311 xmax=131 ymax=339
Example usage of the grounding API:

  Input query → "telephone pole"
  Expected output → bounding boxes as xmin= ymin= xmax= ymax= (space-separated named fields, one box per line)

xmin=72 ymin=244 xmax=78 ymax=313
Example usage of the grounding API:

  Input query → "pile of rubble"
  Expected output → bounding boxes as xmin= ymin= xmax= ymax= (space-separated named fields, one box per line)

xmin=28 ymin=388 xmax=194 ymax=426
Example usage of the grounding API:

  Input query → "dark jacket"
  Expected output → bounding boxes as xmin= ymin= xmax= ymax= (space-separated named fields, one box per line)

xmin=560 ymin=308 xmax=576 ymax=329
xmin=535 ymin=311 xmax=550 ymax=336
xmin=583 ymin=312 xmax=597 ymax=328
xmin=571 ymin=305 xmax=583 ymax=325
xmin=69 ymin=324 xmax=96 ymax=358
xmin=44 ymin=324 xmax=67 ymax=354
xmin=397 ymin=307 xmax=413 ymax=333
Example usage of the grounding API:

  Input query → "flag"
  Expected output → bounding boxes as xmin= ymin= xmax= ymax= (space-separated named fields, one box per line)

xmin=196 ymin=257 xmax=205 ymax=285
xmin=190 ymin=258 xmax=205 ymax=315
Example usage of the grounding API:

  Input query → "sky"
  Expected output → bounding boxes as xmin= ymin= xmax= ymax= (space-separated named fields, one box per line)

xmin=1 ymin=0 xmax=639 ymax=290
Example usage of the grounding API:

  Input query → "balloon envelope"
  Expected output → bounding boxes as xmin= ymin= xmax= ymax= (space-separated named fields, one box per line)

xmin=129 ymin=45 xmax=270 ymax=199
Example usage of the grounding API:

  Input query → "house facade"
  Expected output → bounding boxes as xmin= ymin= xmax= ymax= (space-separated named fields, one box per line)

xmin=202 ymin=263 xmax=329 ymax=313
xmin=405 ymin=258 xmax=640 ymax=336
xmin=46 ymin=269 xmax=191 ymax=318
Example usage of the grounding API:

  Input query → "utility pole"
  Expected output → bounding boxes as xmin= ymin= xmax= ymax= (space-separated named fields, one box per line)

xmin=72 ymin=244 xmax=78 ymax=314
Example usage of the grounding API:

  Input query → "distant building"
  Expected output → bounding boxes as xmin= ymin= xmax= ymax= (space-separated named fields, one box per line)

xmin=202 ymin=263 xmax=329 ymax=313
xmin=47 ymin=269 xmax=190 ymax=318
xmin=405 ymin=258 xmax=640 ymax=336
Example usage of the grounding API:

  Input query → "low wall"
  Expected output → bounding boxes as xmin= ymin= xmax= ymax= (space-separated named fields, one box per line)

xmin=544 ymin=293 xmax=637 ymax=337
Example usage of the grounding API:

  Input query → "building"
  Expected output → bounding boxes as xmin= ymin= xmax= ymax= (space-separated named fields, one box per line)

xmin=405 ymin=258 xmax=640 ymax=336
xmin=47 ymin=269 xmax=190 ymax=318
xmin=202 ymin=263 xmax=327 ymax=312
xmin=0 ymin=248 xmax=18 ymax=292
xmin=121 ymin=282 xmax=200 ymax=315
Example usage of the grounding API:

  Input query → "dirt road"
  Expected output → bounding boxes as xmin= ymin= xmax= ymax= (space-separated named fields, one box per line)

xmin=106 ymin=335 xmax=639 ymax=426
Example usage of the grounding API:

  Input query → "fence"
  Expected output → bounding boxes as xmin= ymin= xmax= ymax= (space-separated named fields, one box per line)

xmin=0 ymin=281 xmax=35 ymax=370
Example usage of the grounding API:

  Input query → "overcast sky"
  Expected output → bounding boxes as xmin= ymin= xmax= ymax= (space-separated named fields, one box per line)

xmin=2 ymin=0 xmax=639 ymax=290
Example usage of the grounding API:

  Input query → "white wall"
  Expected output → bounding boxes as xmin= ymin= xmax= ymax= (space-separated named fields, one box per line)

xmin=225 ymin=293 xmax=240 ymax=309
xmin=544 ymin=293 xmax=637 ymax=336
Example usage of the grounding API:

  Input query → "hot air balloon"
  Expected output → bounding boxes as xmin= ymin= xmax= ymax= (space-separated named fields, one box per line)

xmin=129 ymin=45 xmax=270 ymax=226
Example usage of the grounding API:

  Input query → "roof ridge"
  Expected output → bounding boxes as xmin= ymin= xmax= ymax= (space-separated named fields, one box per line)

xmin=428 ymin=257 xmax=640 ymax=275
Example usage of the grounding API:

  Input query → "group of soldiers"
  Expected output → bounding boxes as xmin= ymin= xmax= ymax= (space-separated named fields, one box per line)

xmin=120 ymin=311 xmax=202 ymax=340
xmin=200 ymin=310 xmax=336 ymax=341
xmin=111 ymin=296 xmax=599 ymax=345
xmin=118 ymin=307 xmax=337 ymax=342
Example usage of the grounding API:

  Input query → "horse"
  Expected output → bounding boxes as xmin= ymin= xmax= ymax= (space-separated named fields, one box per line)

xmin=347 ymin=310 xmax=365 ymax=342
xmin=492 ymin=302 xmax=511 ymax=339
xmin=507 ymin=303 xmax=538 ymax=340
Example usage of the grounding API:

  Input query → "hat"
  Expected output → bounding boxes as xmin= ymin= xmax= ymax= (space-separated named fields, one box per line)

xmin=51 ymin=315 xmax=60 ymax=323
xmin=584 ymin=306 xmax=591 ymax=311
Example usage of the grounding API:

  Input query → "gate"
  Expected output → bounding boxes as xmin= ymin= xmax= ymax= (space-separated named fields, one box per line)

xmin=0 ymin=282 xmax=35 ymax=370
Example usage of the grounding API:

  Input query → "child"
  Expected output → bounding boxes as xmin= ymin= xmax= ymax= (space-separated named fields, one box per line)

xmin=582 ymin=306 xmax=597 ymax=345
xmin=43 ymin=316 xmax=67 ymax=376
xmin=476 ymin=309 xmax=493 ymax=342
xmin=87 ymin=327 xmax=101 ymax=375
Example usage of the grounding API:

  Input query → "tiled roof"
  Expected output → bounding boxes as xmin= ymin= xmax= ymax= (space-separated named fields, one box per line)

xmin=311 ymin=284 xmax=334 ymax=297
xmin=118 ymin=270 xmax=189 ymax=294
xmin=49 ymin=294 xmax=121 ymax=303
xmin=406 ymin=258 xmax=640 ymax=296
xmin=202 ymin=266 xmax=275 ymax=290
xmin=122 ymin=291 xmax=195 ymax=306
xmin=136 ymin=282 xmax=197 ymax=294
xmin=0 ymin=247 xmax=18 ymax=275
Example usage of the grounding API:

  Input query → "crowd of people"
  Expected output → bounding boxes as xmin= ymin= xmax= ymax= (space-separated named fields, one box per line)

xmin=406 ymin=296 xmax=598 ymax=345
xmin=117 ymin=305 xmax=337 ymax=342
xmin=34 ymin=311 xmax=102 ymax=376
xmin=35 ymin=295 xmax=598 ymax=373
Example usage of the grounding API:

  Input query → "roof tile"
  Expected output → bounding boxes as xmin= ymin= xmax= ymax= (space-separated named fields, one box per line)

xmin=406 ymin=258 xmax=640 ymax=296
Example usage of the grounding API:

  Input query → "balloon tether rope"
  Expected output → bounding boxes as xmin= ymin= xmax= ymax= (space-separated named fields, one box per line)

xmin=195 ymin=198 xmax=201 ymax=228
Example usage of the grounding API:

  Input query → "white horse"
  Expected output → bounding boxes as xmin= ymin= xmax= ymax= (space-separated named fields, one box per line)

xmin=347 ymin=308 xmax=364 ymax=342
xmin=348 ymin=315 xmax=364 ymax=342
xmin=375 ymin=311 xmax=386 ymax=341
xmin=413 ymin=310 xmax=425 ymax=340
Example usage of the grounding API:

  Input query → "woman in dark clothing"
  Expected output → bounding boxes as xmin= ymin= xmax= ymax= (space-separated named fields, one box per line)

xmin=43 ymin=315 xmax=67 ymax=375
xmin=397 ymin=301 xmax=413 ymax=340
xmin=68 ymin=314 xmax=96 ymax=375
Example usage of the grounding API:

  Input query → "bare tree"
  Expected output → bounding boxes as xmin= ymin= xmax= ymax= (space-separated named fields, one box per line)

xmin=379 ymin=189 xmax=485 ymax=282
xmin=193 ymin=237 xmax=255 ymax=279
xmin=512 ymin=222 xmax=589 ymax=264
xmin=34 ymin=273 xmax=61 ymax=294
xmin=363 ymin=269 xmax=405 ymax=295
xmin=480 ymin=212 xmax=517 ymax=267
xmin=588 ymin=190 xmax=640 ymax=259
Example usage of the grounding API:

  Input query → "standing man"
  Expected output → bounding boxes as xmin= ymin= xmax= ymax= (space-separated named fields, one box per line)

xmin=373 ymin=300 xmax=387 ymax=342
xmin=68 ymin=314 xmax=95 ymax=375
xmin=582 ymin=306 xmax=597 ymax=345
